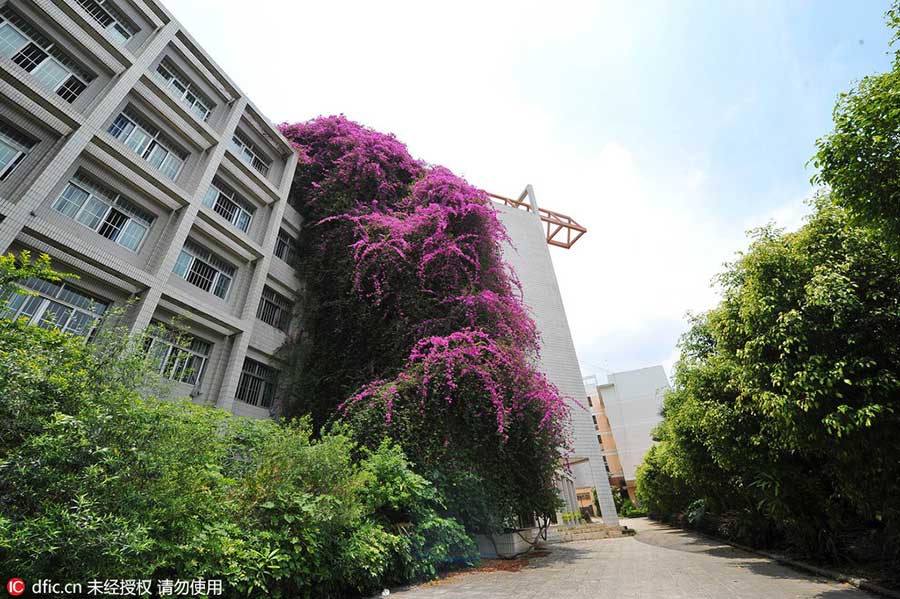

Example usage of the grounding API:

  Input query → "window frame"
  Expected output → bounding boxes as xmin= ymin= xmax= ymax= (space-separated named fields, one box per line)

xmin=0 ymin=8 xmax=92 ymax=104
xmin=74 ymin=0 xmax=137 ymax=46
xmin=53 ymin=174 xmax=154 ymax=252
xmin=108 ymin=110 xmax=187 ymax=181
xmin=0 ymin=123 xmax=34 ymax=181
xmin=172 ymin=240 xmax=236 ymax=300
xmin=256 ymin=286 xmax=291 ymax=332
xmin=154 ymin=59 xmax=214 ymax=122
xmin=274 ymin=228 xmax=298 ymax=264
xmin=230 ymin=133 xmax=272 ymax=177
xmin=144 ymin=323 xmax=211 ymax=387
xmin=202 ymin=180 xmax=255 ymax=233
xmin=235 ymin=358 xmax=278 ymax=408
xmin=0 ymin=277 xmax=108 ymax=338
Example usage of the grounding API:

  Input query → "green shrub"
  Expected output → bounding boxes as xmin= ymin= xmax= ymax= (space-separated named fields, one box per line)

xmin=635 ymin=197 xmax=900 ymax=562
xmin=0 ymin=311 xmax=475 ymax=597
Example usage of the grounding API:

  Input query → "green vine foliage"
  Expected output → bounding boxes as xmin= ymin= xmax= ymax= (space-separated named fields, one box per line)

xmin=277 ymin=116 xmax=569 ymax=532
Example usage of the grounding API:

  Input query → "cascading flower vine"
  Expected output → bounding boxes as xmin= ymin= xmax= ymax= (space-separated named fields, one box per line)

xmin=278 ymin=115 xmax=570 ymax=531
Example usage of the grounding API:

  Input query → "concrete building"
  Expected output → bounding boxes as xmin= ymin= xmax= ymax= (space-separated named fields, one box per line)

xmin=495 ymin=186 xmax=619 ymax=527
xmin=0 ymin=0 xmax=616 ymax=526
xmin=585 ymin=366 xmax=670 ymax=501
xmin=0 ymin=0 xmax=299 ymax=419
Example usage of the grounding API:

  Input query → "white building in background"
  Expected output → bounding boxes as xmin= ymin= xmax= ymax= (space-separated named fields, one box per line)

xmin=588 ymin=366 xmax=670 ymax=501
xmin=494 ymin=185 xmax=619 ymax=527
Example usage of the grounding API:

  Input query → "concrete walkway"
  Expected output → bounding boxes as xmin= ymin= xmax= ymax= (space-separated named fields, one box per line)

xmin=389 ymin=518 xmax=872 ymax=599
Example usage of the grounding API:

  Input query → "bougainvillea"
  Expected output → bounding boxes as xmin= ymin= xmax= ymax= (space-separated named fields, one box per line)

xmin=278 ymin=115 xmax=569 ymax=531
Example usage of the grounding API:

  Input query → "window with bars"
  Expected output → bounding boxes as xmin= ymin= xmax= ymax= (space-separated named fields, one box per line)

xmin=231 ymin=133 xmax=271 ymax=177
xmin=155 ymin=58 xmax=214 ymax=122
xmin=257 ymin=286 xmax=291 ymax=332
xmin=143 ymin=322 xmax=210 ymax=386
xmin=0 ymin=122 xmax=34 ymax=180
xmin=74 ymin=0 xmax=136 ymax=45
xmin=53 ymin=173 xmax=154 ymax=251
xmin=235 ymin=358 xmax=278 ymax=408
xmin=202 ymin=179 xmax=254 ymax=233
xmin=172 ymin=239 xmax=236 ymax=300
xmin=0 ymin=277 xmax=108 ymax=338
xmin=0 ymin=6 xmax=93 ymax=103
xmin=108 ymin=110 xmax=187 ymax=181
xmin=274 ymin=229 xmax=298 ymax=264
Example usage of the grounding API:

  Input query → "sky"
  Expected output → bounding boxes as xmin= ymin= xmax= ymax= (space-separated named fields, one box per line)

xmin=167 ymin=0 xmax=894 ymax=382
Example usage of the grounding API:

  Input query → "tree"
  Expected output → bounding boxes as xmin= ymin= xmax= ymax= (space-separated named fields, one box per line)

xmin=0 ymin=250 xmax=65 ymax=294
xmin=813 ymin=2 xmax=900 ymax=247
xmin=637 ymin=197 xmax=900 ymax=562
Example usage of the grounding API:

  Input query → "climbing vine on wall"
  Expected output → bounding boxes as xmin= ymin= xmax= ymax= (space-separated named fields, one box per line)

xmin=278 ymin=116 xmax=569 ymax=531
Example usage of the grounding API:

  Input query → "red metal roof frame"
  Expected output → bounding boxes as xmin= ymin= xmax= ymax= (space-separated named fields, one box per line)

xmin=487 ymin=191 xmax=587 ymax=249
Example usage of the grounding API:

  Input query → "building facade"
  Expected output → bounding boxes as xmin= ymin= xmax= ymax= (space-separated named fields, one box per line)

xmin=0 ymin=0 xmax=300 ymax=419
xmin=0 ymin=0 xmax=618 ymax=527
xmin=585 ymin=366 xmax=670 ymax=501
xmin=495 ymin=187 xmax=619 ymax=527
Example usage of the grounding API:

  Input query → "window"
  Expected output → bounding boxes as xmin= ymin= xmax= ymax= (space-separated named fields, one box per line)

xmin=274 ymin=229 xmax=298 ymax=264
xmin=172 ymin=240 xmax=236 ymax=300
xmin=108 ymin=110 xmax=186 ymax=180
xmin=0 ymin=123 xmax=34 ymax=180
xmin=235 ymin=358 xmax=277 ymax=408
xmin=231 ymin=133 xmax=271 ymax=177
xmin=74 ymin=0 xmax=136 ymax=45
xmin=144 ymin=323 xmax=210 ymax=386
xmin=257 ymin=286 xmax=291 ymax=332
xmin=1 ymin=277 xmax=107 ymax=337
xmin=53 ymin=174 xmax=154 ymax=251
xmin=0 ymin=6 xmax=93 ymax=103
xmin=202 ymin=180 xmax=254 ymax=233
xmin=155 ymin=59 xmax=214 ymax=121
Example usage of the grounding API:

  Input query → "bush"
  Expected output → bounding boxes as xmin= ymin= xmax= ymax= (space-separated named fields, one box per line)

xmin=0 ymin=313 xmax=476 ymax=596
xmin=635 ymin=197 xmax=900 ymax=563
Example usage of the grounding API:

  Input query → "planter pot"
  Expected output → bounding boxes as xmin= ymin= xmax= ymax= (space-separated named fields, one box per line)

xmin=475 ymin=528 xmax=539 ymax=558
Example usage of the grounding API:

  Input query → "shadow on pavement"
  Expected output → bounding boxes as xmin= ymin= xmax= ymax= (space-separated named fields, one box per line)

xmin=516 ymin=544 xmax=597 ymax=570
xmin=625 ymin=518 xmax=874 ymax=597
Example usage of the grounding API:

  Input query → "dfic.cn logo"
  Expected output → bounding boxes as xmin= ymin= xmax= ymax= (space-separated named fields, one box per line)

xmin=6 ymin=578 xmax=25 ymax=596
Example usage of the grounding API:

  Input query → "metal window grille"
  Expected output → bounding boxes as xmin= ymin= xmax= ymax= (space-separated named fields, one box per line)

xmin=231 ymin=133 xmax=271 ymax=177
xmin=74 ymin=0 xmax=137 ymax=44
xmin=0 ymin=6 xmax=93 ymax=100
xmin=174 ymin=240 xmax=236 ymax=299
xmin=235 ymin=358 xmax=277 ymax=408
xmin=144 ymin=322 xmax=211 ymax=386
xmin=203 ymin=180 xmax=254 ymax=232
xmin=0 ymin=122 xmax=34 ymax=180
xmin=108 ymin=108 xmax=188 ymax=181
xmin=274 ymin=229 xmax=298 ymax=263
xmin=53 ymin=173 xmax=154 ymax=252
xmin=0 ymin=278 xmax=107 ymax=337
xmin=257 ymin=286 xmax=291 ymax=332
xmin=155 ymin=58 xmax=214 ymax=121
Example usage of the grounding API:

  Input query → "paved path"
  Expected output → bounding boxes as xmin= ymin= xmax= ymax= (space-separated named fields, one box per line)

xmin=388 ymin=518 xmax=871 ymax=599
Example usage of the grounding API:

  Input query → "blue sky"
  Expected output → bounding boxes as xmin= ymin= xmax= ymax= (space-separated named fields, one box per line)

xmin=168 ymin=0 xmax=894 ymax=380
